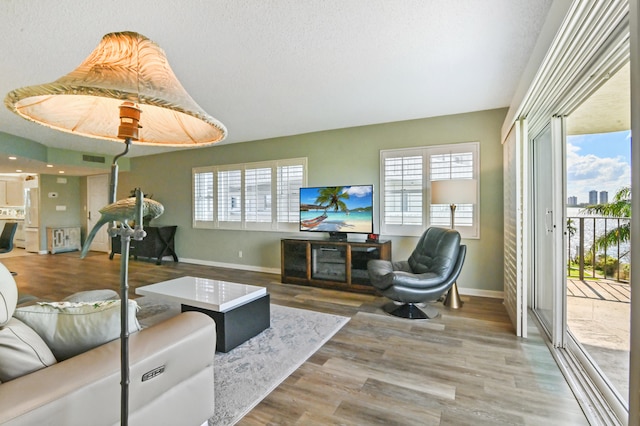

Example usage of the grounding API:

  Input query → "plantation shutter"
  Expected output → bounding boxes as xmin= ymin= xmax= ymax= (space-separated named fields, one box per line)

xmin=192 ymin=158 xmax=306 ymax=231
xmin=382 ymin=153 xmax=423 ymax=228
xmin=218 ymin=169 xmax=242 ymax=224
xmin=277 ymin=163 xmax=304 ymax=223
xmin=193 ymin=170 xmax=214 ymax=226
xmin=429 ymin=150 xmax=475 ymax=229
xmin=245 ymin=167 xmax=272 ymax=223
xmin=381 ymin=143 xmax=479 ymax=238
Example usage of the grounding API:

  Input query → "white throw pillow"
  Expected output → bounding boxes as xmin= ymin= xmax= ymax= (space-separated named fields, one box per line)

xmin=0 ymin=317 xmax=57 ymax=381
xmin=14 ymin=299 xmax=140 ymax=361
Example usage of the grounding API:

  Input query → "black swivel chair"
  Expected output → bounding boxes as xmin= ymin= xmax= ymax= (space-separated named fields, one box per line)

xmin=0 ymin=222 xmax=19 ymax=275
xmin=0 ymin=222 xmax=18 ymax=254
xmin=367 ymin=227 xmax=466 ymax=319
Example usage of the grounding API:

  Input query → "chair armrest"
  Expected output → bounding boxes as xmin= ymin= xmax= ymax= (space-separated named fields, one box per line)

xmin=0 ymin=312 xmax=216 ymax=426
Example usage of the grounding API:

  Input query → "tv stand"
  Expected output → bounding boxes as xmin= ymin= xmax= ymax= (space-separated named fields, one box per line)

xmin=328 ymin=232 xmax=348 ymax=241
xmin=281 ymin=237 xmax=391 ymax=294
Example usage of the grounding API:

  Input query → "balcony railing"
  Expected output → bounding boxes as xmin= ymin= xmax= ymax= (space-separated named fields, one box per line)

xmin=567 ymin=216 xmax=630 ymax=282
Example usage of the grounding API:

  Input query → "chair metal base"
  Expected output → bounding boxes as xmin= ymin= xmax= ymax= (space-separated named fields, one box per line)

xmin=443 ymin=282 xmax=463 ymax=309
xmin=383 ymin=302 xmax=440 ymax=319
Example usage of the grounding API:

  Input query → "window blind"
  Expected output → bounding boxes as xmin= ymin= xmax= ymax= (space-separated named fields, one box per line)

xmin=193 ymin=171 xmax=214 ymax=222
xmin=245 ymin=167 xmax=272 ymax=223
xmin=430 ymin=151 xmax=474 ymax=228
xmin=192 ymin=158 xmax=306 ymax=231
xmin=217 ymin=169 xmax=242 ymax=222
xmin=381 ymin=142 xmax=479 ymax=238
xmin=277 ymin=164 xmax=304 ymax=223
xmin=383 ymin=155 xmax=423 ymax=226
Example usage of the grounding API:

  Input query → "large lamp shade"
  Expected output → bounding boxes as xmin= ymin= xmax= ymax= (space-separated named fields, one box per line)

xmin=431 ymin=179 xmax=478 ymax=205
xmin=4 ymin=31 xmax=227 ymax=146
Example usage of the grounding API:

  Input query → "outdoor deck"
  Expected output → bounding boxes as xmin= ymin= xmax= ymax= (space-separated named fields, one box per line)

xmin=566 ymin=277 xmax=630 ymax=400
xmin=567 ymin=278 xmax=630 ymax=303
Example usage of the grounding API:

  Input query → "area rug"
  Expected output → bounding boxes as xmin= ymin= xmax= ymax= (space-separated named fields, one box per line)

xmin=135 ymin=297 xmax=349 ymax=426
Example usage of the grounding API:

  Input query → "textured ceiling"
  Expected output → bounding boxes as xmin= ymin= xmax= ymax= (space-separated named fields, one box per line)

xmin=0 ymin=0 xmax=553 ymax=173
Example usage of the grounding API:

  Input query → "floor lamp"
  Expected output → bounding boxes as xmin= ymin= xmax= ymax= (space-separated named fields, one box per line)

xmin=430 ymin=178 xmax=477 ymax=309
xmin=5 ymin=31 xmax=227 ymax=425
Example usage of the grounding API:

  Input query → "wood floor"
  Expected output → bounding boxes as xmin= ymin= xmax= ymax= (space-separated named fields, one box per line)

xmin=1 ymin=251 xmax=589 ymax=425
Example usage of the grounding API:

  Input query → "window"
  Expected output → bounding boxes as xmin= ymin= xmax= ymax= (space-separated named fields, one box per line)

xmin=193 ymin=158 xmax=307 ymax=231
xmin=380 ymin=142 xmax=479 ymax=238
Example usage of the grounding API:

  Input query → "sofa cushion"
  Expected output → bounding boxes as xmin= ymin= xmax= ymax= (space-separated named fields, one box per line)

xmin=14 ymin=299 xmax=141 ymax=361
xmin=0 ymin=262 xmax=18 ymax=326
xmin=0 ymin=317 xmax=57 ymax=382
xmin=62 ymin=289 xmax=119 ymax=303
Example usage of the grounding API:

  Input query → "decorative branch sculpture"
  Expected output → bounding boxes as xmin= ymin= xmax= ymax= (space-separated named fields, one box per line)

xmin=81 ymin=197 xmax=165 ymax=258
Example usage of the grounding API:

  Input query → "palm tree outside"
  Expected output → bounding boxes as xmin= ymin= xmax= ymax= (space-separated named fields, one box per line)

xmin=581 ymin=186 xmax=631 ymax=254
xmin=573 ymin=186 xmax=632 ymax=280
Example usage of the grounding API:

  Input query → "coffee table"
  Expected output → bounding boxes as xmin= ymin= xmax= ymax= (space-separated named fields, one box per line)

xmin=135 ymin=276 xmax=270 ymax=352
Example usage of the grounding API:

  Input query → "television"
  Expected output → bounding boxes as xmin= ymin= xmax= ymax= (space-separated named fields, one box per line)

xmin=299 ymin=185 xmax=374 ymax=241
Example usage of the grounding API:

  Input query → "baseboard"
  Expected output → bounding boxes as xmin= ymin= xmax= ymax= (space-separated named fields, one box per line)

xmin=180 ymin=257 xmax=280 ymax=275
xmin=181 ymin=258 xmax=504 ymax=300
xmin=457 ymin=287 xmax=503 ymax=300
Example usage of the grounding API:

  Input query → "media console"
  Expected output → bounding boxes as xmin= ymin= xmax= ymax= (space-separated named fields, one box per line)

xmin=281 ymin=238 xmax=391 ymax=294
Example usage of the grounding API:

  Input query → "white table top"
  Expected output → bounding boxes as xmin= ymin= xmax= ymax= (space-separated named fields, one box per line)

xmin=135 ymin=276 xmax=267 ymax=313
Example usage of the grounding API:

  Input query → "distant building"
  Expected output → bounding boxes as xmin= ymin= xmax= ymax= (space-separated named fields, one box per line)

xmin=599 ymin=191 xmax=608 ymax=204
xmin=589 ymin=190 xmax=598 ymax=205
xmin=567 ymin=196 xmax=578 ymax=206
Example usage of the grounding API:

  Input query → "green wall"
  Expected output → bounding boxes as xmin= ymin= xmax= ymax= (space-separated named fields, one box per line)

xmin=0 ymin=131 xmax=129 ymax=172
xmin=38 ymin=174 xmax=83 ymax=251
xmin=117 ymin=108 xmax=506 ymax=295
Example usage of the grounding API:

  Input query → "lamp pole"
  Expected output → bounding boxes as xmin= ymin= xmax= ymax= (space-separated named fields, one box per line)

xmin=444 ymin=203 xmax=463 ymax=309
xmin=110 ymin=105 xmax=146 ymax=426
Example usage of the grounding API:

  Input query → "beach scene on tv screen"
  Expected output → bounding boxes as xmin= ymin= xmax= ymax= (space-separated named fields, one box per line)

xmin=300 ymin=185 xmax=373 ymax=233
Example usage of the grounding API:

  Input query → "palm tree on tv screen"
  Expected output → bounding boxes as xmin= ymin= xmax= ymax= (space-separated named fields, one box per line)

xmin=316 ymin=186 xmax=349 ymax=212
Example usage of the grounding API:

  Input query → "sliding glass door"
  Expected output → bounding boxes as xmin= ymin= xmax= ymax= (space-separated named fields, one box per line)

xmin=531 ymin=121 xmax=566 ymax=346
xmin=530 ymin=77 xmax=630 ymax=421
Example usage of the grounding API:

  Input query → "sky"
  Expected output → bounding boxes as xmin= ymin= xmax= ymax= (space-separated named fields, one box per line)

xmin=566 ymin=130 xmax=631 ymax=204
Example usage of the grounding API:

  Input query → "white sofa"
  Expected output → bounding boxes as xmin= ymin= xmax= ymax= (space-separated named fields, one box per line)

xmin=0 ymin=264 xmax=217 ymax=425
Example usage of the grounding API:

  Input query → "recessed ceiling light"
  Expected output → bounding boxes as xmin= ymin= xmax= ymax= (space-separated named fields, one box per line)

xmin=15 ymin=169 xmax=22 ymax=173
xmin=8 ymin=156 xmax=16 ymax=160
xmin=58 ymin=171 xmax=65 ymax=174
xmin=46 ymin=164 xmax=54 ymax=168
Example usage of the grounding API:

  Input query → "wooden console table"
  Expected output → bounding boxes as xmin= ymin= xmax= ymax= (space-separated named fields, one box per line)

xmin=110 ymin=225 xmax=178 ymax=265
xmin=281 ymin=238 xmax=391 ymax=294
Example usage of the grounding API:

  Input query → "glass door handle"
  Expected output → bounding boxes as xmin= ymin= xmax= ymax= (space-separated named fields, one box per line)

xmin=545 ymin=208 xmax=554 ymax=234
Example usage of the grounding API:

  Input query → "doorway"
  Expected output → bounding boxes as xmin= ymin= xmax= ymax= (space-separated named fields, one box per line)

xmin=86 ymin=174 xmax=110 ymax=253
xmin=564 ymin=62 xmax=631 ymax=409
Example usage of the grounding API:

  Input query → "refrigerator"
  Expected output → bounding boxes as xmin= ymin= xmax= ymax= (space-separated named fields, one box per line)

xmin=24 ymin=187 xmax=39 ymax=253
